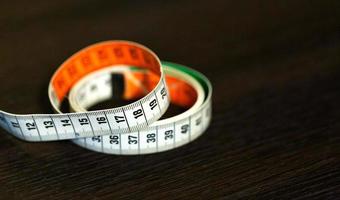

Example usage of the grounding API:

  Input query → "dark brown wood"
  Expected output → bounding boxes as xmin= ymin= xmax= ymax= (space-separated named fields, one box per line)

xmin=0 ymin=0 xmax=340 ymax=199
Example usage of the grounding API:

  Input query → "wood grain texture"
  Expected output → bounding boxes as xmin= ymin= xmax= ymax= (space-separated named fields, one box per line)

xmin=0 ymin=0 xmax=340 ymax=199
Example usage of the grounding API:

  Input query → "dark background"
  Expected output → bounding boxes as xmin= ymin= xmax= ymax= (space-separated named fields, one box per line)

xmin=0 ymin=0 xmax=340 ymax=199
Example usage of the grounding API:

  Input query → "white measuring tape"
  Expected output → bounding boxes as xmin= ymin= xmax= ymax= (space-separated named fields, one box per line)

xmin=0 ymin=41 xmax=212 ymax=155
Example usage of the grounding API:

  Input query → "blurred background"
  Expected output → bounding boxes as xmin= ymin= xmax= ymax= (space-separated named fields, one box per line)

xmin=1 ymin=1 xmax=339 ymax=113
xmin=0 ymin=1 xmax=339 ymax=199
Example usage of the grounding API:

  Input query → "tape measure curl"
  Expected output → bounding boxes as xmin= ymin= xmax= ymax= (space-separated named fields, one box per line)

xmin=0 ymin=41 xmax=212 ymax=155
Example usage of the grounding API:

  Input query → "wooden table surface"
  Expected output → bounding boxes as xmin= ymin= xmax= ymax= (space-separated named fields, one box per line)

xmin=0 ymin=1 xmax=340 ymax=199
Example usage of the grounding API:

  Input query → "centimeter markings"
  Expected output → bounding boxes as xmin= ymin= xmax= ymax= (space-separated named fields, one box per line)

xmin=67 ymin=114 xmax=77 ymax=138
xmin=103 ymin=111 xmax=113 ymax=135
xmin=152 ymin=113 xmax=203 ymax=154
xmin=85 ymin=113 xmax=95 ymax=137
xmin=31 ymin=115 xmax=42 ymax=141
xmin=0 ymin=80 xmax=168 ymax=142
xmin=15 ymin=116 xmax=25 ymax=140
xmin=75 ymin=100 xmax=208 ymax=155
xmin=66 ymin=62 xmax=211 ymax=155
xmin=153 ymin=90 xmax=162 ymax=112
xmin=49 ymin=115 xmax=60 ymax=140
xmin=140 ymin=99 xmax=148 ymax=126
xmin=122 ymin=108 xmax=131 ymax=132
xmin=68 ymin=80 xmax=170 ymax=153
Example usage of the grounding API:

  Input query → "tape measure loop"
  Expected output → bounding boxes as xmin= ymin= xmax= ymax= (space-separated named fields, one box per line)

xmin=0 ymin=41 xmax=212 ymax=155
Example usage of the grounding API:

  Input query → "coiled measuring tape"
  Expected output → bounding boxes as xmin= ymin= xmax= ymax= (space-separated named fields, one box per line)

xmin=0 ymin=41 xmax=212 ymax=155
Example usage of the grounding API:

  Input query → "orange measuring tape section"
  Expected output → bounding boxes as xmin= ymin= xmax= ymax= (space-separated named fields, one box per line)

xmin=52 ymin=42 xmax=161 ymax=102
xmin=123 ymin=71 xmax=197 ymax=108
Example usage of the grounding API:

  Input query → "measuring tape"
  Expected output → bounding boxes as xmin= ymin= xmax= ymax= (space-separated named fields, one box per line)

xmin=0 ymin=41 xmax=212 ymax=155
